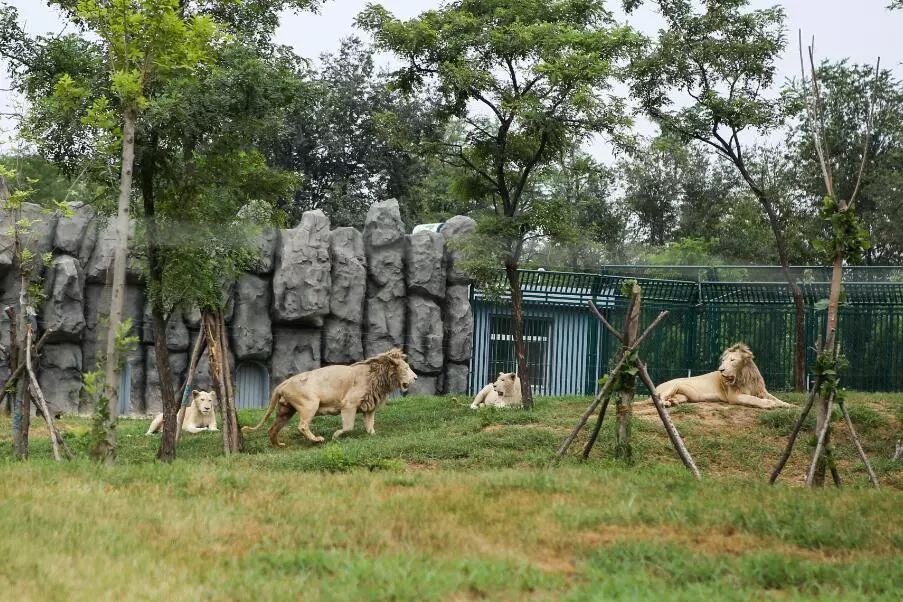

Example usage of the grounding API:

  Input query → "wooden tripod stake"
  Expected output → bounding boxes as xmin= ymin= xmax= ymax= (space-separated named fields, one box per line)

xmin=556 ymin=288 xmax=701 ymax=479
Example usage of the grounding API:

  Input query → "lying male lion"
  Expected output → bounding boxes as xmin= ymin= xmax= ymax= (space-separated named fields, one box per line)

xmin=145 ymin=390 xmax=218 ymax=435
xmin=470 ymin=372 xmax=523 ymax=409
xmin=638 ymin=343 xmax=792 ymax=410
xmin=243 ymin=348 xmax=417 ymax=446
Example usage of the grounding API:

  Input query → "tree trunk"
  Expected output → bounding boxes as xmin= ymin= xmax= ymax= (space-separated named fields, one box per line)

xmin=153 ymin=308 xmax=178 ymax=462
xmin=812 ymin=252 xmax=844 ymax=486
xmin=615 ymin=285 xmax=641 ymax=463
xmin=740 ymin=172 xmax=806 ymax=392
xmin=204 ymin=311 xmax=241 ymax=454
xmin=100 ymin=106 xmax=138 ymax=462
xmin=216 ymin=310 xmax=242 ymax=452
xmin=12 ymin=218 xmax=30 ymax=459
xmin=504 ymin=260 xmax=533 ymax=410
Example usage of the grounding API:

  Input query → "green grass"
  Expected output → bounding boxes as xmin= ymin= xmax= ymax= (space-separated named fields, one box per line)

xmin=1 ymin=392 xmax=902 ymax=600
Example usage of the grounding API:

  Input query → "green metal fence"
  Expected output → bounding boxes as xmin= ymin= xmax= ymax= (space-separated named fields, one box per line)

xmin=598 ymin=275 xmax=903 ymax=392
xmin=469 ymin=268 xmax=903 ymax=396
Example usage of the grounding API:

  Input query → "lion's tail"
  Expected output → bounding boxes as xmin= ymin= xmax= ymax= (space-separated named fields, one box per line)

xmin=242 ymin=385 xmax=282 ymax=432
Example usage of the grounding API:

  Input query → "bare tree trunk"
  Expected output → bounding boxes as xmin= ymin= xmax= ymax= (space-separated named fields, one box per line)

xmin=812 ymin=253 xmax=844 ymax=486
xmin=100 ymin=106 xmax=138 ymax=463
xmin=153 ymin=308 xmax=179 ymax=462
xmin=9 ymin=304 xmax=28 ymax=459
xmin=737 ymin=169 xmax=806 ymax=393
xmin=176 ymin=329 xmax=207 ymax=445
xmin=216 ymin=310 xmax=242 ymax=452
xmin=615 ymin=285 xmax=640 ymax=463
xmin=204 ymin=311 xmax=241 ymax=454
xmin=24 ymin=326 xmax=68 ymax=462
xmin=504 ymin=260 xmax=533 ymax=409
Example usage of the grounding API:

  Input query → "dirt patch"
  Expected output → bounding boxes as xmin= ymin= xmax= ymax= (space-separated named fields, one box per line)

xmin=634 ymin=402 xmax=762 ymax=429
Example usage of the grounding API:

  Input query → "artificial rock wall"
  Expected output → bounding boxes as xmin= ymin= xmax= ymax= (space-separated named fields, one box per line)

xmin=0 ymin=199 xmax=476 ymax=415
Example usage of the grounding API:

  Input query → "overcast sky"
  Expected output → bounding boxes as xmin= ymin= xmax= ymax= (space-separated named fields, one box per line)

xmin=2 ymin=0 xmax=901 ymax=159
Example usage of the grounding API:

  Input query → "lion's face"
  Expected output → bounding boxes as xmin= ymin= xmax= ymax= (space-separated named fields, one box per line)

xmin=389 ymin=350 xmax=417 ymax=392
xmin=192 ymin=390 xmax=215 ymax=415
xmin=493 ymin=372 xmax=518 ymax=397
xmin=719 ymin=345 xmax=753 ymax=387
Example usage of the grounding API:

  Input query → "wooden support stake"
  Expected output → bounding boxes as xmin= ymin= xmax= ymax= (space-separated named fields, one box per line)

xmin=806 ymin=391 xmax=835 ymax=487
xmin=0 ymin=328 xmax=56 ymax=407
xmin=615 ymin=286 xmax=641 ymax=463
xmin=217 ymin=309 xmax=242 ymax=452
xmin=176 ymin=328 xmax=207 ymax=445
xmin=25 ymin=326 xmax=70 ymax=461
xmin=839 ymin=401 xmax=880 ymax=489
xmin=769 ymin=375 xmax=823 ymax=484
xmin=582 ymin=393 xmax=612 ymax=460
xmin=635 ymin=361 xmax=701 ymax=480
xmin=556 ymin=309 xmax=669 ymax=460
xmin=588 ymin=300 xmax=623 ymax=343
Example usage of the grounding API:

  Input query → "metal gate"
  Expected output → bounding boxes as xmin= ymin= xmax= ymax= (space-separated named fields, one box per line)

xmin=234 ymin=363 xmax=269 ymax=409
xmin=118 ymin=361 xmax=131 ymax=415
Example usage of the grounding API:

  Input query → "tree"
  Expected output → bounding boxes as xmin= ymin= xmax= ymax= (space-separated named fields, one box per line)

xmin=631 ymin=0 xmax=809 ymax=391
xmin=2 ymin=1 xmax=314 ymax=461
xmin=619 ymin=140 xmax=683 ymax=246
xmin=521 ymin=151 xmax=627 ymax=270
xmin=785 ymin=61 xmax=903 ymax=264
xmin=39 ymin=0 xmax=221 ymax=462
xmin=269 ymin=36 xmax=439 ymax=229
xmin=359 ymin=0 xmax=642 ymax=408
xmin=770 ymin=42 xmax=879 ymax=489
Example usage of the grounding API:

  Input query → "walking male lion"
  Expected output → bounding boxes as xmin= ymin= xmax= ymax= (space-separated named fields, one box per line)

xmin=243 ymin=348 xmax=417 ymax=446
xmin=639 ymin=343 xmax=792 ymax=410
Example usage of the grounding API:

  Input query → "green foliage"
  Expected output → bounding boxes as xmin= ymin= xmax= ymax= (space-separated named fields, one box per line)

xmin=633 ymin=0 xmax=787 ymax=145
xmin=784 ymin=60 xmax=903 ymax=263
xmin=85 ymin=318 xmax=139 ymax=462
xmin=269 ymin=37 xmax=443 ymax=228
xmin=359 ymin=0 xmax=643 ymax=276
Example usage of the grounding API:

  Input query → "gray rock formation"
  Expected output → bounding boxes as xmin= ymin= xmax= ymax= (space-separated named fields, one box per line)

xmin=322 ymin=317 xmax=363 ymax=365
xmin=249 ymin=228 xmax=278 ymax=274
xmin=329 ymin=227 xmax=366 ymax=323
xmin=272 ymin=210 xmax=331 ymax=326
xmin=444 ymin=284 xmax=473 ymax=364
xmin=0 ymin=205 xmax=479 ymax=413
xmin=144 ymin=349 xmax=188 ymax=414
xmin=42 ymin=255 xmax=86 ymax=342
xmin=0 ymin=203 xmax=58 ymax=280
xmin=83 ymin=283 xmax=144 ymax=371
xmin=441 ymin=215 xmax=477 ymax=284
xmin=191 ymin=344 xmax=236 ymax=393
xmin=364 ymin=200 xmax=406 ymax=356
xmin=85 ymin=219 xmax=143 ymax=284
xmin=406 ymin=296 xmax=444 ymax=374
xmin=165 ymin=308 xmax=190 ymax=352
xmin=270 ymin=327 xmax=321 ymax=387
xmin=231 ymin=273 xmax=272 ymax=361
xmin=53 ymin=202 xmax=97 ymax=264
xmin=407 ymin=374 xmax=439 ymax=397
xmin=406 ymin=231 xmax=446 ymax=299
xmin=38 ymin=343 xmax=82 ymax=415
xmin=443 ymin=363 xmax=471 ymax=395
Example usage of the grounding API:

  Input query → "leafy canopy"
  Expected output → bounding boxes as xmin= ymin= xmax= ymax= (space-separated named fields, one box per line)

xmin=358 ymin=0 xmax=643 ymax=271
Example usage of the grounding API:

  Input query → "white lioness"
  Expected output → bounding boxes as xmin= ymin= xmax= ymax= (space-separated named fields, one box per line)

xmin=639 ymin=343 xmax=792 ymax=410
xmin=470 ymin=372 xmax=523 ymax=409
xmin=243 ymin=348 xmax=417 ymax=446
xmin=145 ymin=390 xmax=218 ymax=435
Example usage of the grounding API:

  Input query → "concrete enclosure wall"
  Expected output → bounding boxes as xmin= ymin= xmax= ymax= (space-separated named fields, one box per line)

xmin=0 ymin=199 xmax=476 ymax=415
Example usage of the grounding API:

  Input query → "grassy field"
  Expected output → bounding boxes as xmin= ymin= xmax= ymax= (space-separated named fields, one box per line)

xmin=1 ymin=392 xmax=902 ymax=600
